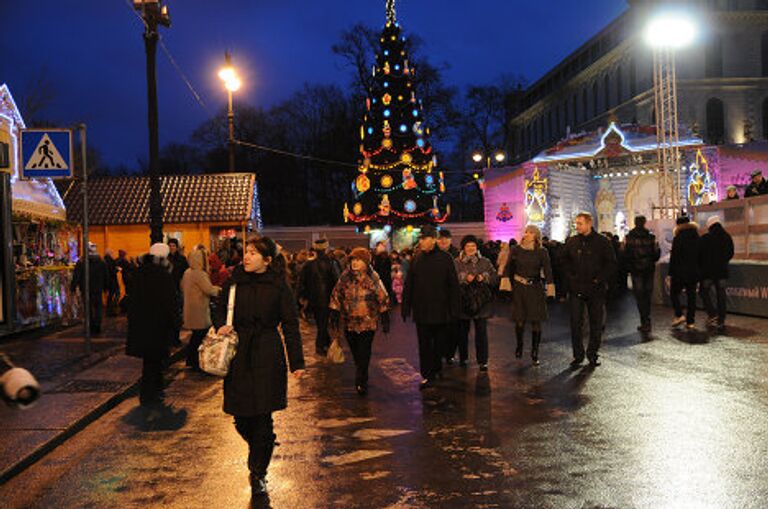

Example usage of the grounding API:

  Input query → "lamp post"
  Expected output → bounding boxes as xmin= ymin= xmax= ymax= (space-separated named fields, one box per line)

xmin=219 ymin=52 xmax=242 ymax=173
xmin=472 ymin=150 xmax=506 ymax=171
xmin=644 ymin=9 xmax=696 ymax=218
xmin=134 ymin=0 xmax=170 ymax=244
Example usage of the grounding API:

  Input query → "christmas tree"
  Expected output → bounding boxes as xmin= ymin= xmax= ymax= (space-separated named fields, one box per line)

xmin=344 ymin=0 xmax=449 ymax=235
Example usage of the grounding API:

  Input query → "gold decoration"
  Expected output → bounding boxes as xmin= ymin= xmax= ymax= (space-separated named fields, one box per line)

xmin=383 ymin=93 xmax=392 ymax=105
xmin=401 ymin=153 xmax=412 ymax=164
xmin=356 ymin=174 xmax=371 ymax=193
xmin=381 ymin=175 xmax=394 ymax=188
xmin=382 ymin=138 xmax=393 ymax=149
xmin=353 ymin=202 xmax=363 ymax=215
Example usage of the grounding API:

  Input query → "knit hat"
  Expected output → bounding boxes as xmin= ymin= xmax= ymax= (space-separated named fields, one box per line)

xmin=438 ymin=228 xmax=452 ymax=239
xmin=727 ymin=185 xmax=737 ymax=192
xmin=676 ymin=216 xmax=690 ymax=225
xmin=419 ymin=225 xmax=438 ymax=238
xmin=312 ymin=237 xmax=329 ymax=251
xmin=149 ymin=242 xmax=170 ymax=258
xmin=460 ymin=234 xmax=479 ymax=250
xmin=349 ymin=247 xmax=372 ymax=265
xmin=706 ymin=215 xmax=721 ymax=228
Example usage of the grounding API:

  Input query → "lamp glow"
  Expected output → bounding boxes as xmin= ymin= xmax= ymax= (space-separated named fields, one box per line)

xmin=218 ymin=67 xmax=235 ymax=82
xmin=644 ymin=12 xmax=697 ymax=49
xmin=225 ymin=77 xmax=241 ymax=92
xmin=494 ymin=152 xmax=506 ymax=163
xmin=472 ymin=152 xmax=483 ymax=163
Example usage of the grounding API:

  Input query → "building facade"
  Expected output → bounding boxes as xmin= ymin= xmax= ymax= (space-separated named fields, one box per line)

xmin=509 ymin=0 xmax=768 ymax=162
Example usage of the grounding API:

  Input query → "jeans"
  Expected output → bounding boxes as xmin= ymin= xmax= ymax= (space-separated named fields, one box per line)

xmin=631 ymin=271 xmax=654 ymax=325
xmin=569 ymin=293 xmax=606 ymax=361
xmin=700 ymin=278 xmax=727 ymax=325
xmin=234 ymin=414 xmax=275 ymax=478
xmin=458 ymin=318 xmax=489 ymax=364
xmin=345 ymin=330 xmax=375 ymax=385
xmin=415 ymin=323 xmax=447 ymax=380
xmin=670 ymin=278 xmax=697 ymax=325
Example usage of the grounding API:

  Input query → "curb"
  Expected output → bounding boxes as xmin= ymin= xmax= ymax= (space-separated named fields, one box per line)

xmin=0 ymin=346 xmax=187 ymax=486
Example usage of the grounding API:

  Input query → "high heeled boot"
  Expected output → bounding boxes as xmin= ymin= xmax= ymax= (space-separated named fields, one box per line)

xmin=531 ymin=330 xmax=541 ymax=366
xmin=515 ymin=325 xmax=524 ymax=358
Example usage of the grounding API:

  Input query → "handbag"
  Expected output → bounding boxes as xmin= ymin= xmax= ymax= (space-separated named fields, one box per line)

xmin=199 ymin=285 xmax=239 ymax=377
xmin=461 ymin=280 xmax=494 ymax=316
xmin=499 ymin=276 xmax=512 ymax=292
xmin=326 ymin=324 xmax=345 ymax=364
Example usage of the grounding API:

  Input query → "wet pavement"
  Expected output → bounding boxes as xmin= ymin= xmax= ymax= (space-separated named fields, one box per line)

xmin=2 ymin=293 xmax=768 ymax=508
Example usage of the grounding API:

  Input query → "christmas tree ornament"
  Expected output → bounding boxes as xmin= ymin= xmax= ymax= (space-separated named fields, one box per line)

xmin=381 ymin=175 xmax=393 ymax=188
xmin=379 ymin=194 xmax=391 ymax=216
xmin=401 ymin=152 xmax=412 ymax=163
xmin=402 ymin=168 xmax=416 ymax=190
xmin=353 ymin=202 xmax=363 ymax=215
xmin=404 ymin=200 xmax=417 ymax=213
xmin=356 ymin=174 xmax=371 ymax=193
xmin=383 ymin=93 xmax=392 ymax=105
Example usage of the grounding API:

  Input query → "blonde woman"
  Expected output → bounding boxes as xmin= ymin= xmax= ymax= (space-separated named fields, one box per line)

xmin=505 ymin=225 xmax=554 ymax=365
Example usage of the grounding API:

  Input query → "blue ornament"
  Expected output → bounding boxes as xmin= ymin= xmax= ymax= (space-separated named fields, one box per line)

xmin=383 ymin=81 xmax=389 ymax=88
xmin=417 ymin=138 xmax=425 ymax=148
xmin=372 ymin=98 xmax=377 ymax=103
xmin=383 ymin=225 xmax=392 ymax=233
xmin=383 ymin=109 xmax=391 ymax=118
xmin=412 ymin=109 xmax=419 ymax=117
xmin=367 ymin=127 xmax=374 ymax=135
xmin=404 ymin=200 xmax=417 ymax=213
xmin=384 ymin=50 xmax=389 ymax=56
xmin=425 ymin=175 xmax=434 ymax=186
xmin=399 ymin=124 xmax=408 ymax=133
xmin=394 ymin=64 xmax=400 ymax=71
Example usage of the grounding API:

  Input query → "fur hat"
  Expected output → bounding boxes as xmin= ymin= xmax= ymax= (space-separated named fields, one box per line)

xmin=706 ymin=215 xmax=721 ymax=228
xmin=460 ymin=234 xmax=480 ymax=250
xmin=349 ymin=247 xmax=372 ymax=265
xmin=312 ymin=237 xmax=329 ymax=251
xmin=149 ymin=242 xmax=170 ymax=258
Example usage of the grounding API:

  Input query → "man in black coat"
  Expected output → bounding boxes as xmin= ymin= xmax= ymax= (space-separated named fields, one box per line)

xmin=562 ymin=213 xmax=617 ymax=367
xmin=744 ymin=169 xmax=768 ymax=197
xmin=71 ymin=243 xmax=107 ymax=335
xmin=298 ymin=238 xmax=339 ymax=355
xmin=126 ymin=243 xmax=183 ymax=423
xmin=669 ymin=216 xmax=700 ymax=329
xmin=167 ymin=238 xmax=188 ymax=345
xmin=699 ymin=216 xmax=734 ymax=333
xmin=623 ymin=215 xmax=661 ymax=332
xmin=372 ymin=241 xmax=393 ymax=333
xmin=402 ymin=225 xmax=461 ymax=388
xmin=103 ymin=249 xmax=119 ymax=316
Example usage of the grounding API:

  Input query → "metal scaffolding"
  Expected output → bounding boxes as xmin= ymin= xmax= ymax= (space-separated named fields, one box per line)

xmin=652 ymin=46 xmax=682 ymax=219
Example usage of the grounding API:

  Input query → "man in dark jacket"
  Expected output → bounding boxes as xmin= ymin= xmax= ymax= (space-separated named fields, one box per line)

xmin=299 ymin=238 xmax=339 ymax=355
xmin=744 ymin=169 xmax=768 ymax=197
xmin=372 ymin=241 xmax=393 ymax=333
xmin=562 ymin=213 xmax=617 ymax=367
xmin=71 ymin=243 xmax=107 ymax=335
xmin=669 ymin=216 xmax=700 ymax=329
xmin=126 ymin=243 xmax=184 ymax=425
xmin=437 ymin=229 xmax=459 ymax=258
xmin=167 ymin=238 xmax=188 ymax=345
xmin=103 ymin=249 xmax=119 ymax=316
xmin=402 ymin=225 xmax=461 ymax=388
xmin=699 ymin=216 xmax=734 ymax=333
xmin=623 ymin=216 xmax=661 ymax=332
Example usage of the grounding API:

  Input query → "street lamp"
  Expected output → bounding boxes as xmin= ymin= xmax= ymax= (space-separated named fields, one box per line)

xmin=219 ymin=52 xmax=241 ymax=173
xmin=134 ymin=0 xmax=171 ymax=244
xmin=471 ymin=150 xmax=506 ymax=169
xmin=644 ymin=9 xmax=697 ymax=218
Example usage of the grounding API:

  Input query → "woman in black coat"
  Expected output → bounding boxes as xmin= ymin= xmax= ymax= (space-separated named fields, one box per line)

xmin=669 ymin=218 xmax=700 ymax=328
xmin=214 ymin=237 xmax=305 ymax=499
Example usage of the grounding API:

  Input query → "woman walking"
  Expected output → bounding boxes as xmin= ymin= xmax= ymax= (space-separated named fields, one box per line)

xmin=329 ymin=247 xmax=390 ymax=395
xmin=506 ymin=225 xmax=554 ymax=365
xmin=181 ymin=247 xmax=221 ymax=371
xmin=214 ymin=237 xmax=305 ymax=499
xmin=454 ymin=235 xmax=498 ymax=370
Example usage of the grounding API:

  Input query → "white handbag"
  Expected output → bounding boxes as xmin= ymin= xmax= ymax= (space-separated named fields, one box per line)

xmin=198 ymin=285 xmax=239 ymax=377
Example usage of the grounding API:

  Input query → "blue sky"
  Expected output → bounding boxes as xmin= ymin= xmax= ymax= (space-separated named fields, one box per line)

xmin=0 ymin=0 xmax=627 ymax=169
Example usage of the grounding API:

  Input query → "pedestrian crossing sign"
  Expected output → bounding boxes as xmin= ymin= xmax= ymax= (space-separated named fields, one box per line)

xmin=21 ymin=129 xmax=73 ymax=179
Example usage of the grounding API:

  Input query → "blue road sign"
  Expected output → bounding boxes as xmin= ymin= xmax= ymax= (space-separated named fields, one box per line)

xmin=21 ymin=129 xmax=73 ymax=179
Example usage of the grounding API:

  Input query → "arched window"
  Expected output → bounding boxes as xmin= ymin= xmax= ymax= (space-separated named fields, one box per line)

xmin=706 ymin=34 xmax=723 ymax=78
xmin=762 ymin=98 xmax=768 ymax=140
xmin=761 ymin=31 xmax=768 ymax=77
xmin=616 ymin=66 xmax=623 ymax=104
xmin=604 ymin=74 xmax=611 ymax=110
xmin=706 ymin=98 xmax=725 ymax=144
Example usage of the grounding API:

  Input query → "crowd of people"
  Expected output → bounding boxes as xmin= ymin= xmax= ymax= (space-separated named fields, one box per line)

xmin=68 ymin=208 xmax=739 ymax=501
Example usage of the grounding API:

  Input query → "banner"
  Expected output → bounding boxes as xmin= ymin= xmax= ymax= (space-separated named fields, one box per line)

xmin=483 ymin=166 xmax=526 ymax=242
xmin=655 ymin=262 xmax=768 ymax=318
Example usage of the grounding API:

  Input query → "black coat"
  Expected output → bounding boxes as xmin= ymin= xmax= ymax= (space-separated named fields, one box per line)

xmin=698 ymin=223 xmax=734 ymax=280
xmin=562 ymin=230 xmax=617 ymax=297
xmin=168 ymin=252 xmax=189 ymax=290
xmin=669 ymin=222 xmax=700 ymax=283
xmin=126 ymin=254 xmax=177 ymax=360
xmin=71 ymin=254 xmax=107 ymax=297
xmin=623 ymin=227 xmax=661 ymax=274
xmin=298 ymin=253 xmax=339 ymax=309
xmin=372 ymin=252 xmax=393 ymax=295
xmin=401 ymin=247 xmax=460 ymax=324
xmin=214 ymin=266 xmax=305 ymax=417
xmin=744 ymin=177 xmax=768 ymax=197
xmin=103 ymin=254 xmax=118 ymax=293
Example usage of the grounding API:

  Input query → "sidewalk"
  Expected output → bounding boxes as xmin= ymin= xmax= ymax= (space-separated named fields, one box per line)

xmin=0 ymin=316 xmax=186 ymax=485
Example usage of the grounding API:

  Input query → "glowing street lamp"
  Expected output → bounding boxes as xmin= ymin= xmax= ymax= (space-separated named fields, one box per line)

xmin=471 ymin=150 xmax=506 ymax=168
xmin=219 ymin=52 xmax=241 ymax=172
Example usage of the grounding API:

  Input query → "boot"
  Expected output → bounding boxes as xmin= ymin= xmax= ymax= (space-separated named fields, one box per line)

xmin=249 ymin=438 xmax=275 ymax=498
xmin=515 ymin=326 xmax=524 ymax=359
xmin=531 ymin=331 xmax=541 ymax=366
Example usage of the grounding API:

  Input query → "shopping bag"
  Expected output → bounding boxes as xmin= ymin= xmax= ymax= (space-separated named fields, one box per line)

xmin=499 ymin=277 xmax=512 ymax=292
xmin=327 ymin=338 xmax=345 ymax=364
xmin=199 ymin=285 xmax=238 ymax=376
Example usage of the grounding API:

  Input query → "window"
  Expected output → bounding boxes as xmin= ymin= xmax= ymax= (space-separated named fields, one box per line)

xmin=762 ymin=98 xmax=768 ymax=139
xmin=548 ymin=110 xmax=553 ymax=140
xmin=572 ymin=94 xmax=578 ymax=126
xmin=762 ymin=31 xmax=768 ymax=77
xmin=616 ymin=66 xmax=623 ymax=104
xmin=593 ymin=82 xmax=599 ymax=117
xmin=705 ymin=34 xmax=723 ymax=78
xmin=582 ymin=88 xmax=588 ymax=122
xmin=604 ymin=74 xmax=611 ymax=110
xmin=706 ymin=98 xmax=725 ymax=144
xmin=629 ymin=58 xmax=637 ymax=97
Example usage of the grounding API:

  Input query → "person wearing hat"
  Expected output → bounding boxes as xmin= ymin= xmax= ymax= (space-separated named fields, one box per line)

xmin=70 ymin=242 xmax=107 ymax=335
xmin=329 ymin=247 xmax=390 ymax=395
xmin=744 ymin=170 xmax=768 ymax=197
xmin=669 ymin=215 xmax=700 ymax=329
xmin=213 ymin=236 xmax=305 ymax=498
xmin=126 ymin=243 xmax=186 ymax=427
xmin=623 ymin=215 xmax=661 ymax=333
xmin=299 ymin=237 xmax=340 ymax=355
xmin=698 ymin=216 xmax=734 ymax=333
xmin=725 ymin=185 xmax=740 ymax=200
xmin=437 ymin=229 xmax=459 ymax=258
xmin=454 ymin=234 xmax=498 ymax=370
xmin=401 ymin=225 xmax=461 ymax=389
